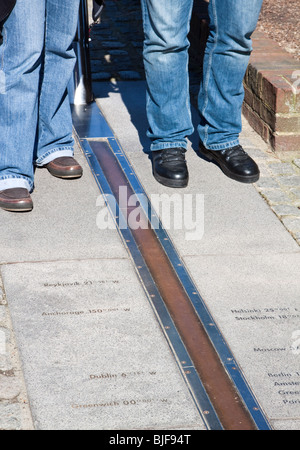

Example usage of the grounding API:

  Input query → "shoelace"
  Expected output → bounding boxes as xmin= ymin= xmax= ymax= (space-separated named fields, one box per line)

xmin=220 ymin=145 xmax=249 ymax=162
xmin=160 ymin=148 xmax=186 ymax=164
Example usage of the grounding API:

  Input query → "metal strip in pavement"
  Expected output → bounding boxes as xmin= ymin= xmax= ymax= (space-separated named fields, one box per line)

xmin=72 ymin=102 xmax=272 ymax=430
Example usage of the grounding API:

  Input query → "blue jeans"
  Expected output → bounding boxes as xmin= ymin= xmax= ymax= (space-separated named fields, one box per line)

xmin=0 ymin=0 xmax=80 ymax=192
xmin=141 ymin=0 xmax=263 ymax=152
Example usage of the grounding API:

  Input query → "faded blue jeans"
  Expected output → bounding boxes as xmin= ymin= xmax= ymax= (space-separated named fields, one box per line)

xmin=141 ymin=0 xmax=263 ymax=152
xmin=0 ymin=0 xmax=80 ymax=192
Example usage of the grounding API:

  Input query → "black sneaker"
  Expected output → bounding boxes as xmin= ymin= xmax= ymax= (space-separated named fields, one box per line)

xmin=152 ymin=147 xmax=189 ymax=188
xmin=199 ymin=143 xmax=260 ymax=183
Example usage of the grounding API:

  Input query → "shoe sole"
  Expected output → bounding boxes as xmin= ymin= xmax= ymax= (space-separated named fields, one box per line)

xmin=0 ymin=204 xmax=33 ymax=212
xmin=47 ymin=171 xmax=83 ymax=179
xmin=200 ymin=149 xmax=260 ymax=184
xmin=153 ymin=172 xmax=188 ymax=188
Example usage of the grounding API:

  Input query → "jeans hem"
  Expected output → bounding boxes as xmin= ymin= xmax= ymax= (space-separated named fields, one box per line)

xmin=151 ymin=141 xmax=188 ymax=152
xmin=201 ymin=139 xmax=240 ymax=151
xmin=35 ymin=146 xmax=74 ymax=166
xmin=0 ymin=176 xmax=33 ymax=192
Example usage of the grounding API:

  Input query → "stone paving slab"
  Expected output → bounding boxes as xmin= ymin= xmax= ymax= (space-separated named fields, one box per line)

xmin=1 ymin=259 xmax=204 ymax=430
xmin=0 ymin=142 xmax=127 ymax=264
xmin=184 ymin=253 xmax=300 ymax=430
xmin=0 ymin=279 xmax=33 ymax=430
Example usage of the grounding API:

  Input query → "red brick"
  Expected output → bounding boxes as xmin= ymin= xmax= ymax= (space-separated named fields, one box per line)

xmin=273 ymin=115 xmax=300 ymax=134
xmin=270 ymin=134 xmax=300 ymax=152
xmin=243 ymin=103 xmax=300 ymax=151
xmin=260 ymin=70 xmax=300 ymax=114
xmin=251 ymin=34 xmax=286 ymax=54
xmin=245 ymin=67 xmax=300 ymax=115
xmin=243 ymin=84 xmax=254 ymax=109
xmin=244 ymin=89 xmax=300 ymax=131
xmin=242 ymin=103 xmax=271 ymax=143
xmin=249 ymin=52 xmax=299 ymax=70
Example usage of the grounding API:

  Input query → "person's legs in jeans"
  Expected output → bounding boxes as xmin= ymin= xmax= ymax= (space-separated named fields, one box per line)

xmin=196 ymin=0 xmax=262 ymax=183
xmin=141 ymin=0 xmax=194 ymax=152
xmin=198 ymin=0 xmax=263 ymax=149
xmin=0 ymin=0 xmax=45 ymax=193
xmin=0 ymin=0 xmax=81 ymax=210
xmin=141 ymin=0 xmax=193 ymax=187
xmin=141 ymin=0 xmax=262 ymax=186
xmin=35 ymin=0 xmax=80 ymax=167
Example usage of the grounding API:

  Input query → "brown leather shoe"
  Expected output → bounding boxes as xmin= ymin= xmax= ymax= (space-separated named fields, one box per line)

xmin=0 ymin=188 xmax=33 ymax=212
xmin=46 ymin=157 xmax=83 ymax=179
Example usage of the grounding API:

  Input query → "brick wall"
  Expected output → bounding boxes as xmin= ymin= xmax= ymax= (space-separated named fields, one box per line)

xmin=243 ymin=31 xmax=300 ymax=152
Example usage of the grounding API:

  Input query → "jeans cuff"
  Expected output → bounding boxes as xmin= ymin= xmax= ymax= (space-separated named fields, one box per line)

xmin=151 ymin=141 xmax=188 ymax=152
xmin=35 ymin=147 xmax=74 ymax=166
xmin=0 ymin=176 xmax=33 ymax=192
xmin=203 ymin=139 xmax=240 ymax=151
